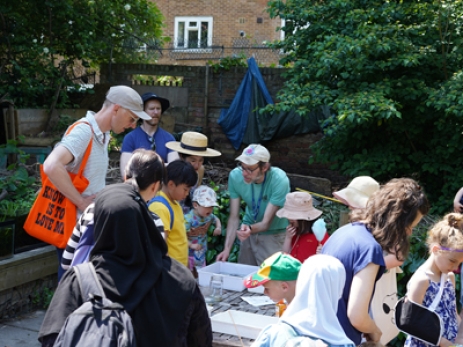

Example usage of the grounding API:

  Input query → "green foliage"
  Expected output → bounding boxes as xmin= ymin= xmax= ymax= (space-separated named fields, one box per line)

xmin=0 ymin=140 xmax=39 ymax=220
xmin=32 ymin=287 xmax=54 ymax=309
xmin=266 ymin=0 xmax=463 ymax=215
xmin=205 ymin=180 xmax=244 ymax=264
xmin=0 ymin=0 xmax=165 ymax=108
xmin=208 ymin=54 xmax=248 ymax=73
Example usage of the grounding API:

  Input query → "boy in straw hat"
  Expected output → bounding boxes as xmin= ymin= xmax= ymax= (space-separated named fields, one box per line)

xmin=244 ymin=252 xmax=302 ymax=305
xmin=277 ymin=192 xmax=329 ymax=263
xmin=332 ymin=176 xmax=380 ymax=209
xmin=166 ymin=132 xmax=221 ymax=214
xmin=120 ymin=92 xmax=176 ymax=177
xmin=216 ymin=144 xmax=290 ymax=266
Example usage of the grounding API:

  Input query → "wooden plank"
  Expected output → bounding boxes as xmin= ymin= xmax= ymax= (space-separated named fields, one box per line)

xmin=0 ymin=246 xmax=57 ymax=291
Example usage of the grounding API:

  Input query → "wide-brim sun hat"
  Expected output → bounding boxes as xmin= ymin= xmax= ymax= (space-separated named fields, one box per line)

xmin=276 ymin=192 xmax=322 ymax=221
xmin=333 ymin=176 xmax=380 ymax=209
xmin=141 ymin=92 xmax=170 ymax=114
xmin=165 ymin=132 xmax=221 ymax=157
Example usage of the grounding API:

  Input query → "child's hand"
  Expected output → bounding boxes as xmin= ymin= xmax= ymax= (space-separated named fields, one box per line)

xmin=316 ymin=244 xmax=322 ymax=254
xmin=189 ymin=243 xmax=203 ymax=251
xmin=285 ymin=224 xmax=297 ymax=239
xmin=213 ymin=227 xmax=221 ymax=236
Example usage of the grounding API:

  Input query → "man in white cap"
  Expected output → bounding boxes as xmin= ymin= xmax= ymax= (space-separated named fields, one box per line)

xmin=43 ymin=85 xmax=151 ymax=280
xmin=216 ymin=144 xmax=290 ymax=265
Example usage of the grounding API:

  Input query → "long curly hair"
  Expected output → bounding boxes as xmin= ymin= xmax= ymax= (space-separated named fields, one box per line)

xmin=351 ymin=178 xmax=429 ymax=261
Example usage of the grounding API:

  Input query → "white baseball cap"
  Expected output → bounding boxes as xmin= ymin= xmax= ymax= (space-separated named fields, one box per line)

xmin=235 ymin=144 xmax=270 ymax=165
xmin=106 ymin=86 xmax=151 ymax=120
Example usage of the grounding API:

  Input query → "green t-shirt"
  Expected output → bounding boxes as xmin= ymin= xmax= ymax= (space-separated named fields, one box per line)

xmin=228 ymin=167 xmax=289 ymax=235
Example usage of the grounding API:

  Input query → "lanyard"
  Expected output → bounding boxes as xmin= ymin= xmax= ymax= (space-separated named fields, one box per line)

xmin=251 ymin=175 xmax=266 ymax=223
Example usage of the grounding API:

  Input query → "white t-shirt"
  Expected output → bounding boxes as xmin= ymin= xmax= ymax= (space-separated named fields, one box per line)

xmin=59 ymin=111 xmax=110 ymax=197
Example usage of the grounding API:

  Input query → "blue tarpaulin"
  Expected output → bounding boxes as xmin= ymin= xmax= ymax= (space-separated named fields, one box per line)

xmin=218 ymin=57 xmax=330 ymax=150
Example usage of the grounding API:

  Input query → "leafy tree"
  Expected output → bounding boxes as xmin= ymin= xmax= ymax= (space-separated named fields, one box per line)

xmin=0 ymin=0 xmax=165 ymax=109
xmin=266 ymin=0 xmax=463 ymax=214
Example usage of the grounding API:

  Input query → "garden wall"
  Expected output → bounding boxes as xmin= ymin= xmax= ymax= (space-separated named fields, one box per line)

xmin=97 ymin=64 xmax=346 ymax=186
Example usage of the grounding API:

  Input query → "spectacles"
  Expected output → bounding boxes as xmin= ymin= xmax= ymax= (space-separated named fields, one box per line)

xmin=121 ymin=107 xmax=139 ymax=124
xmin=148 ymin=136 xmax=156 ymax=151
xmin=237 ymin=162 xmax=259 ymax=174
xmin=129 ymin=113 xmax=139 ymax=124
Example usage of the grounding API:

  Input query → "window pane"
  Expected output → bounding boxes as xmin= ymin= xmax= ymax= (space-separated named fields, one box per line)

xmin=188 ymin=30 xmax=198 ymax=48
xmin=189 ymin=21 xmax=197 ymax=28
xmin=200 ymin=21 xmax=209 ymax=48
xmin=178 ymin=22 xmax=185 ymax=47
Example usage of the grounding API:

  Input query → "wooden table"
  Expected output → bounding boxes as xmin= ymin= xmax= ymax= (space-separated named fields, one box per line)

xmin=206 ymin=289 xmax=277 ymax=347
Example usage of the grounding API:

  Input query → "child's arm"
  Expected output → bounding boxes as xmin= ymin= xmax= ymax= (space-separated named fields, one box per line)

xmin=282 ymin=224 xmax=296 ymax=254
xmin=407 ymin=271 xmax=429 ymax=304
xmin=454 ymin=187 xmax=463 ymax=212
xmin=188 ymin=240 xmax=202 ymax=251
xmin=213 ymin=215 xmax=222 ymax=236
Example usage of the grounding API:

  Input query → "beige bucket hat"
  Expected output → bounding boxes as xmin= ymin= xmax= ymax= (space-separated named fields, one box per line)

xmin=333 ymin=176 xmax=379 ymax=209
xmin=165 ymin=132 xmax=221 ymax=157
xmin=276 ymin=192 xmax=323 ymax=221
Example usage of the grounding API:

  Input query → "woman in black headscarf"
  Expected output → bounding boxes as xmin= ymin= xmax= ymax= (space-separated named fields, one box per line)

xmin=39 ymin=152 xmax=212 ymax=347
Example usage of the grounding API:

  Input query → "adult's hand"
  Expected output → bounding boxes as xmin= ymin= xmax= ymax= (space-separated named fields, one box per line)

xmin=364 ymin=327 xmax=382 ymax=343
xmin=77 ymin=194 xmax=96 ymax=213
xmin=216 ymin=250 xmax=230 ymax=262
xmin=237 ymin=224 xmax=251 ymax=242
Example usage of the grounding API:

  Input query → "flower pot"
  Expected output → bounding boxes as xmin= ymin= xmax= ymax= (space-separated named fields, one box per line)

xmin=0 ymin=219 xmax=15 ymax=260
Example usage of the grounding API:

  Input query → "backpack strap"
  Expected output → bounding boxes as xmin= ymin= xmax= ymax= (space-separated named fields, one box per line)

xmin=74 ymin=262 xmax=105 ymax=302
xmin=149 ymin=196 xmax=174 ymax=229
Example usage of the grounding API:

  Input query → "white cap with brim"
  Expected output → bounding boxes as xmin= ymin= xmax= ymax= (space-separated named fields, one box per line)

xmin=235 ymin=144 xmax=270 ymax=165
xmin=333 ymin=176 xmax=380 ymax=209
xmin=106 ymin=85 xmax=151 ymax=120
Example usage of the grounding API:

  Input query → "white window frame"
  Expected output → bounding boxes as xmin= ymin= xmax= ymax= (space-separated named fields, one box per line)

xmin=174 ymin=16 xmax=213 ymax=52
xmin=280 ymin=18 xmax=310 ymax=41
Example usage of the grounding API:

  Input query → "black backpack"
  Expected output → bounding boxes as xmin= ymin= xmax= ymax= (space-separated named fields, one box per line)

xmin=53 ymin=262 xmax=137 ymax=347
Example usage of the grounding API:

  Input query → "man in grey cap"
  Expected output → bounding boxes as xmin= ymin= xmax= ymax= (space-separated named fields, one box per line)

xmin=42 ymin=85 xmax=150 ymax=280
xmin=216 ymin=144 xmax=290 ymax=266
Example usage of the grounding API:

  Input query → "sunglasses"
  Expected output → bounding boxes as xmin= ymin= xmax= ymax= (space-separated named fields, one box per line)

xmin=148 ymin=136 xmax=156 ymax=151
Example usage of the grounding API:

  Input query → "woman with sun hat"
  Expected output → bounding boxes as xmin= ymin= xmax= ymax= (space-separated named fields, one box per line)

xmin=166 ymin=132 xmax=221 ymax=213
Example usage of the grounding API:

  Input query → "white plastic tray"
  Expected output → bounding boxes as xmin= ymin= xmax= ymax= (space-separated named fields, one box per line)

xmin=197 ymin=262 xmax=259 ymax=291
xmin=211 ymin=310 xmax=278 ymax=339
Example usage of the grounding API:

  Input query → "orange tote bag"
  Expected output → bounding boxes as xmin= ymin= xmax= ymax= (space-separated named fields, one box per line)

xmin=24 ymin=121 xmax=93 ymax=249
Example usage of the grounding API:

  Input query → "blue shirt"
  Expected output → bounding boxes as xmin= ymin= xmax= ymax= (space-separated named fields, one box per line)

xmin=321 ymin=222 xmax=385 ymax=345
xmin=121 ymin=126 xmax=175 ymax=163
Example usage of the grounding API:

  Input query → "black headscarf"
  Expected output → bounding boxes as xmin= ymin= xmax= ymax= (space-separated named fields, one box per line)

xmin=39 ymin=183 xmax=197 ymax=346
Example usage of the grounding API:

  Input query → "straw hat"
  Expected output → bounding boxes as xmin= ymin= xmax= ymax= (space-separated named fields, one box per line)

xmin=276 ymin=192 xmax=322 ymax=221
xmin=333 ymin=176 xmax=379 ymax=209
xmin=165 ymin=132 xmax=221 ymax=157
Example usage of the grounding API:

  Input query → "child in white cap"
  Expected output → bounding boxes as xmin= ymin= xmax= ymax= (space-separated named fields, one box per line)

xmin=184 ymin=185 xmax=222 ymax=271
xmin=277 ymin=192 xmax=329 ymax=263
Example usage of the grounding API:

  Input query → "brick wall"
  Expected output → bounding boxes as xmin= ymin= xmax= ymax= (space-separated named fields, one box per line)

xmin=98 ymin=64 xmax=346 ymax=186
xmin=155 ymin=0 xmax=280 ymax=46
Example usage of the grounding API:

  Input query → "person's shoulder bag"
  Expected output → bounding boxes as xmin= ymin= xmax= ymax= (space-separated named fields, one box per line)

xmin=394 ymin=273 xmax=446 ymax=346
xmin=24 ymin=121 xmax=93 ymax=249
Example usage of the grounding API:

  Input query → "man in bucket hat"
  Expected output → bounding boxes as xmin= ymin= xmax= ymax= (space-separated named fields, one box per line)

xmin=43 ymin=85 xmax=150 ymax=280
xmin=244 ymin=252 xmax=302 ymax=305
xmin=216 ymin=144 xmax=290 ymax=265
xmin=120 ymin=92 xmax=176 ymax=177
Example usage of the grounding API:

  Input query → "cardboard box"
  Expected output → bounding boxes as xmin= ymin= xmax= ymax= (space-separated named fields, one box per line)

xmin=211 ymin=310 xmax=278 ymax=339
xmin=197 ymin=262 xmax=259 ymax=291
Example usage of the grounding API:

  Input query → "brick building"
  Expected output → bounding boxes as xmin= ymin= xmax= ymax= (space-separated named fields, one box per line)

xmin=152 ymin=0 xmax=283 ymax=66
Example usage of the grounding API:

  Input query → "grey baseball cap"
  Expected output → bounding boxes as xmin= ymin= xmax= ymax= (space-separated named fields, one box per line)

xmin=106 ymin=86 xmax=151 ymax=120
